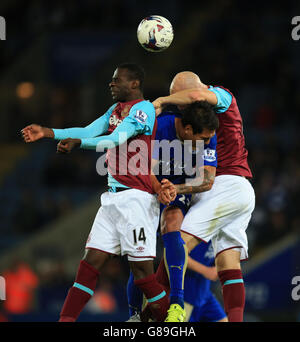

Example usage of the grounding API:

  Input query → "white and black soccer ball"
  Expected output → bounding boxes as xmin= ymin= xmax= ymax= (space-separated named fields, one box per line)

xmin=137 ymin=15 xmax=174 ymax=52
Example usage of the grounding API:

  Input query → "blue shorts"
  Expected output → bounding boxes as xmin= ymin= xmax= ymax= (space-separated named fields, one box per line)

xmin=160 ymin=194 xmax=192 ymax=216
xmin=188 ymin=293 xmax=227 ymax=322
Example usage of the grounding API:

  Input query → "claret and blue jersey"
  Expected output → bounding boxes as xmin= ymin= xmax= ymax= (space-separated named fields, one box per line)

xmin=207 ymin=85 xmax=253 ymax=179
xmin=207 ymin=86 xmax=232 ymax=113
xmin=52 ymin=99 xmax=157 ymax=193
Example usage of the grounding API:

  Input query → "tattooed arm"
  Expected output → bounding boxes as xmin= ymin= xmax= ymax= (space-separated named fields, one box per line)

xmin=162 ymin=165 xmax=216 ymax=195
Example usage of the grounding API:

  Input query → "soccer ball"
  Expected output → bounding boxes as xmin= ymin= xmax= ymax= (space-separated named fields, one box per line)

xmin=137 ymin=15 xmax=174 ymax=52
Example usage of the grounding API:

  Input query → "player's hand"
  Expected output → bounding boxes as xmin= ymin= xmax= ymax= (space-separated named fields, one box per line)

xmin=152 ymin=97 xmax=166 ymax=116
xmin=161 ymin=178 xmax=177 ymax=201
xmin=157 ymin=179 xmax=177 ymax=205
xmin=157 ymin=188 xmax=173 ymax=206
xmin=21 ymin=124 xmax=48 ymax=142
xmin=57 ymin=138 xmax=81 ymax=154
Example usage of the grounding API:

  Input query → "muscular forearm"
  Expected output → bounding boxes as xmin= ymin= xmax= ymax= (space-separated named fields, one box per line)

xmin=176 ymin=182 xmax=212 ymax=194
xmin=175 ymin=167 xmax=215 ymax=194
xmin=157 ymin=90 xmax=198 ymax=107
xmin=156 ymin=88 xmax=217 ymax=108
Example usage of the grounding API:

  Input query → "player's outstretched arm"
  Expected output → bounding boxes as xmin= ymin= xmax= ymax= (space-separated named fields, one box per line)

xmin=52 ymin=114 xmax=110 ymax=141
xmin=152 ymin=88 xmax=218 ymax=116
xmin=21 ymin=124 xmax=54 ymax=143
xmin=22 ymin=106 xmax=114 ymax=144
xmin=59 ymin=114 xmax=144 ymax=152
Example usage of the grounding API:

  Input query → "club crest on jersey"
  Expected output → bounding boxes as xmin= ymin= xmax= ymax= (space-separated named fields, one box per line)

xmin=203 ymin=148 xmax=216 ymax=162
xmin=134 ymin=110 xmax=148 ymax=124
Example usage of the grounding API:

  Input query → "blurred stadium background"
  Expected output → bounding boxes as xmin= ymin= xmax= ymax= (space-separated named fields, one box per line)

xmin=0 ymin=0 xmax=300 ymax=322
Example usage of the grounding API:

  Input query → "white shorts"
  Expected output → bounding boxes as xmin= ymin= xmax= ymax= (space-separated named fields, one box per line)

xmin=181 ymin=175 xmax=255 ymax=261
xmin=86 ymin=188 xmax=160 ymax=261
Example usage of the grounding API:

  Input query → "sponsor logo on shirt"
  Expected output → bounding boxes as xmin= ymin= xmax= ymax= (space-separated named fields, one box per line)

xmin=109 ymin=115 xmax=123 ymax=127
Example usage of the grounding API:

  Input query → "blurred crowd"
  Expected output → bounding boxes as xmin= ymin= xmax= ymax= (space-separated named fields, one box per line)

xmin=0 ymin=0 xmax=299 ymax=321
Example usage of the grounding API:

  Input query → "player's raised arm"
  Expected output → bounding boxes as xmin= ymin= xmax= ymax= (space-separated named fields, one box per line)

xmin=21 ymin=124 xmax=54 ymax=142
xmin=21 ymin=104 xmax=116 ymax=144
xmin=153 ymin=88 xmax=218 ymax=116
xmin=56 ymin=119 xmax=136 ymax=153
xmin=78 ymin=101 xmax=155 ymax=151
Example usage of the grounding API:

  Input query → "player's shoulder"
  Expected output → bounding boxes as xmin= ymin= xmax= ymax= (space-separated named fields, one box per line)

xmin=128 ymin=100 xmax=156 ymax=128
xmin=155 ymin=111 xmax=181 ymax=140
xmin=210 ymin=84 xmax=232 ymax=93
xmin=158 ymin=110 xmax=181 ymax=123
xmin=106 ymin=102 xmax=118 ymax=114
xmin=131 ymin=99 xmax=155 ymax=113
xmin=158 ymin=111 xmax=173 ymax=120
xmin=208 ymin=85 xmax=233 ymax=113
xmin=156 ymin=111 xmax=178 ymax=131
xmin=207 ymin=133 xmax=217 ymax=147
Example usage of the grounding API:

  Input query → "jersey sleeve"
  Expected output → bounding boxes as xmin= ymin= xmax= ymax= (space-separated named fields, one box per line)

xmin=203 ymin=134 xmax=217 ymax=167
xmin=125 ymin=100 xmax=156 ymax=135
xmin=80 ymin=119 xmax=136 ymax=150
xmin=52 ymin=103 xmax=116 ymax=140
xmin=80 ymin=101 xmax=156 ymax=150
xmin=207 ymin=87 xmax=232 ymax=113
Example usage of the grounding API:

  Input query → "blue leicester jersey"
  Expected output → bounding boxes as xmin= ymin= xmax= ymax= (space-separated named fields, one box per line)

xmin=184 ymin=242 xmax=215 ymax=306
xmin=153 ymin=112 xmax=217 ymax=185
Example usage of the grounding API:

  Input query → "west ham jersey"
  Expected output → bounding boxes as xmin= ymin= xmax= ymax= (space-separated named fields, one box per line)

xmin=52 ymin=98 xmax=157 ymax=194
xmin=208 ymin=86 xmax=252 ymax=178
xmin=106 ymin=99 xmax=157 ymax=194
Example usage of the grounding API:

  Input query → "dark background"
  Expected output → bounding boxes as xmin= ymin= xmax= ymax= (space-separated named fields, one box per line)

xmin=0 ymin=0 xmax=299 ymax=322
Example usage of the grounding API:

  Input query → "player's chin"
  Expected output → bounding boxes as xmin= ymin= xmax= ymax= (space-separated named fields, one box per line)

xmin=111 ymin=92 xmax=120 ymax=101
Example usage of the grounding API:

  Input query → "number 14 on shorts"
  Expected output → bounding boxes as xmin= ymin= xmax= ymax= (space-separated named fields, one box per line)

xmin=133 ymin=227 xmax=146 ymax=244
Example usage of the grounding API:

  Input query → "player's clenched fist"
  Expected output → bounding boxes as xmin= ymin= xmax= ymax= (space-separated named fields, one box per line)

xmin=152 ymin=97 xmax=166 ymax=116
xmin=158 ymin=178 xmax=177 ymax=205
xmin=21 ymin=124 xmax=54 ymax=142
xmin=161 ymin=178 xmax=176 ymax=201
xmin=57 ymin=138 xmax=81 ymax=154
